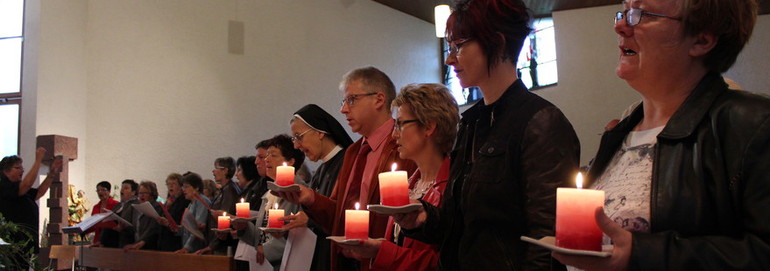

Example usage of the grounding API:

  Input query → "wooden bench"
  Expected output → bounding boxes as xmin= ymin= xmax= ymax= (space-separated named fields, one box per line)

xmin=78 ymin=247 xmax=234 ymax=271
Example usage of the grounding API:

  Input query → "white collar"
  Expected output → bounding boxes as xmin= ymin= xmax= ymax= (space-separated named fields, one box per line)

xmin=321 ymin=145 xmax=343 ymax=163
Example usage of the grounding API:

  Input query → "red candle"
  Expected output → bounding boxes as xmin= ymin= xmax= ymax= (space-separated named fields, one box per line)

xmin=236 ymin=198 xmax=250 ymax=218
xmin=218 ymin=212 xmax=230 ymax=229
xmin=345 ymin=203 xmax=369 ymax=240
xmin=267 ymin=203 xmax=285 ymax=228
xmin=378 ymin=163 xmax=410 ymax=206
xmin=276 ymin=162 xmax=295 ymax=186
xmin=555 ymin=173 xmax=605 ymax=251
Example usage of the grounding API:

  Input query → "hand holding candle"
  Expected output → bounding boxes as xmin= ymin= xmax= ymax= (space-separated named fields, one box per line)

xmin=218 ymin=212 xmax=231 ymax=229
xmin=555 ymin=173 xmax=605 ymax=251
xmin=378 ymin=163 xmax=409 ymax=206
xmin=276 ymin=162 xmax=295 ymax=186
xmin=267 ymin=203 xmax=285 ymax=228
xmin=345 ymin=202 xmax=369 ymax=240
xmin=236 ymin=198 xmax=250 ymax=218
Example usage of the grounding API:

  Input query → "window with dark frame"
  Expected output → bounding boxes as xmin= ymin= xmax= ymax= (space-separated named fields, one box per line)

xmin=1 ymin=0 xmax=25 ymax=157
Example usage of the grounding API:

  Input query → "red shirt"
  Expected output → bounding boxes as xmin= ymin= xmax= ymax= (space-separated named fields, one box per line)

xmin=85 ymin=198 xmax=119 ymax=245
xmin=370 ymin=157 xmax=450 ymax=271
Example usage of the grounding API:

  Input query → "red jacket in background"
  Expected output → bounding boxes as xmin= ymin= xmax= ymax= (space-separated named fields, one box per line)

xmin=85 ymin=198 xmax=119 ymax=245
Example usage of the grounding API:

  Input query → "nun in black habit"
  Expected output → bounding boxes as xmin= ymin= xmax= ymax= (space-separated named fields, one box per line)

xmin=289 ymin=104 xmax=353 ymax=271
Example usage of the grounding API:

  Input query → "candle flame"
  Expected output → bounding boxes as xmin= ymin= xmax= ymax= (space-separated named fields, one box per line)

xmin=391 ymin=163 xmax=397 ymax=172
xmin=223 ymin=212 xmax=227 ymax=216
xmin=274 ymin=203 xmax=278 ymax=210
xmin=241 ymin=198 xmax=245 ymax=203
xmin=576 ymin=172 xmax=584 ymax=189
xmin=282 ymin=162 xmax=287 ymax=167
xmin=355 ymin=202 xmax=360 ymax=210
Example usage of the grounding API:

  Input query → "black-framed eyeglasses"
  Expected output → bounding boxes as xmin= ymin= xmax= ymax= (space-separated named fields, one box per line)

xmin=394 ymin=119 xmax=420 ymax=133
xmin=291 ymin=129 xmax=314 ymax=142
xmin=340 ymin=92 xmax=378 ymax=107
xmin=447 ymin=38 xmax=473 ymax=56
xmin=615 ymin=8 xmax=680 ymax=27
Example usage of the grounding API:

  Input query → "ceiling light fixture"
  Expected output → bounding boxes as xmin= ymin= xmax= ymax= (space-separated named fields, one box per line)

xmin=434 ymin=4 xmax=451 ymax=38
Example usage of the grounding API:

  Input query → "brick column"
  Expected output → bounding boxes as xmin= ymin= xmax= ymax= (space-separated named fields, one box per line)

xmin=36 ymin=135 xmax=78 ymax=247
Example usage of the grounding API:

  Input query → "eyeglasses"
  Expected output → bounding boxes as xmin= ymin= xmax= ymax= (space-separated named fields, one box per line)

xmin=394 ymin=119 xmax=420 ymax=133
xmin=447 ymin=38 xmax=472 ymax=56
xmin=291 ymin=129 xmax=314 ymax=142
xmin=615 ymin=8 xmax=680 ymax=27
xmin=215 ymin=166 xmax=227 ymax=170
xmin=340 ymin=92 xmax=378 ymax=107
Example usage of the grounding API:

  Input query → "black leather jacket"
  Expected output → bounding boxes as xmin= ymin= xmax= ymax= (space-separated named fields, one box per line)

xmin=408 ymin=80 xmax=580 ymax=271
xmin=587 ymin=72 xmax=770 ymax=270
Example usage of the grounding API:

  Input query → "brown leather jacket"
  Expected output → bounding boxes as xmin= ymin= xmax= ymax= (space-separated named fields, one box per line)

xmin=408 ymin=80 xmax=580 ymax=271
xmin=587 ymin=72 xmax=770 ymax=270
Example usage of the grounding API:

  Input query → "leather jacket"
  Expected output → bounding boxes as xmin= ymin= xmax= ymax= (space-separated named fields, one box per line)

xmin=408 ymin=80 xmax=580 ymax=271
xmin=586 ymin=72 xmax=770 ymax=270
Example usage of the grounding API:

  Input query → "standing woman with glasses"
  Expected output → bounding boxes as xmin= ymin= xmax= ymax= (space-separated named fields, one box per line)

xmin=554 ymin=0 xmax=770 ymax=270
xmin=86 ymin=181 xmax=120 ymax=246
xmin=198 ymin=157 xmax=240 ymax=255
xmin=393 ymin=0 xmax=580 ymax=270
xmin=340 ymin=83 xmax=459 ymax=271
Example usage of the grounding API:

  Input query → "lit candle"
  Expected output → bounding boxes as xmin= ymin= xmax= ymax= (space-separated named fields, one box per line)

xmin=218 ymin=212 xmax=230 ymax=229
xmin=276 ymin=162 xmax=295 ymax=186
xmin=378 ymin=163 xmax=410 ymax=206
xmin=345 ymin=202 xmax=369 ymax=240
xmin=555 ymin=173 xmax=605 ymax=251
xmin=236 ymin=198 xmax=250 ymax=218
xmin=267 ymin=203 xmax=285 ymax=228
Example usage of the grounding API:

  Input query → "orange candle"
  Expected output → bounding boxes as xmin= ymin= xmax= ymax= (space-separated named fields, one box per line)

xmin=378 ymin=163 xmax=410 ymax=206
xmin=276 ymin=162 xmax=295 ymax=186
xmin=236 ymin=198 xmax=250 ymax=218
xmin=555 ymin=173 xmax=605 ymax=251
xmin=345 ymin=202 xmax=369 ymax=240
xmin=218 ymin=212 xmax=230 ymax=229
xmin=267 ymin=203 xmax=285 ymax=228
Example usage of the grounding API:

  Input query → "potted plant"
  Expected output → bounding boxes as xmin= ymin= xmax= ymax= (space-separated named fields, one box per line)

xmin=0 ymin=213 xmax=49 ymax=270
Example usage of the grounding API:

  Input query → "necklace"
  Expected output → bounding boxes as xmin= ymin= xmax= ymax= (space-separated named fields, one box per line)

xmin=394 ymin=177 xmax=436 ymax=244
xmin=409 ymin=178 xmax=435 ymax=200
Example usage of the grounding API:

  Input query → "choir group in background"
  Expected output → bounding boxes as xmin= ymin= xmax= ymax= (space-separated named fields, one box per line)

xmin=1 ymin=0 xmax=768 ymax=270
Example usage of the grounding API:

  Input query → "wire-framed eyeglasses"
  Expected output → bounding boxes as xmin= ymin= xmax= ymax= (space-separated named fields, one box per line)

xmin=615 ymin=8 xmax=680 ymax=27
xmin=447 ymin=38 xmax=473 ymax=56
xmin=340 ymin=92 xmax=378 ymax=107
xmin=291 ymin=129 xmax=314 ymax=142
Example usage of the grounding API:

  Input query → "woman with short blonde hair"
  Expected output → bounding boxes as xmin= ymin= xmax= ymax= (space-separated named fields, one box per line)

xmin=392 ymin=83 xmax=459 ymax=155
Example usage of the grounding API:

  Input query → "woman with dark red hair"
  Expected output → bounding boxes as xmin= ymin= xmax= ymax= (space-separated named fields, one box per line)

xmin=394 ymin=0 xmax=580 ymax=270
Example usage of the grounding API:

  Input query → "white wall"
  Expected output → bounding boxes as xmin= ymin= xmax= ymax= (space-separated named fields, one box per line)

xmin=26 ymin=0 xmax=439 ymax=206
xmin=24 ymin=0 xmax=91 ymax=232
